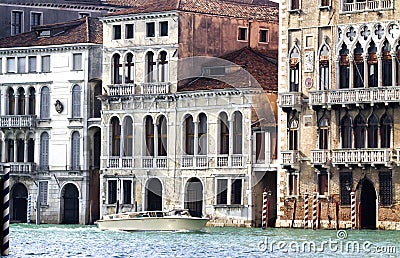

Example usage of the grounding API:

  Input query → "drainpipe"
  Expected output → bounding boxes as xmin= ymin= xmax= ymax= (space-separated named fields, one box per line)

xmin=247 ymin=111 xmax=253 ymax=226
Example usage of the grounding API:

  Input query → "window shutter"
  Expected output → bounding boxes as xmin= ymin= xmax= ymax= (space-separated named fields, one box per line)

xmin=71 ymin=132 xmax=80 ymax=170
xmin=72 ymin=85 xmax=81 ymax=118
xmin=39 ymin=181 xmax=48 ymax=205
xmin=40 ymin=132 xmax=49 ymax=169
xmin=40 ymin=87 xmax=50 ymax=119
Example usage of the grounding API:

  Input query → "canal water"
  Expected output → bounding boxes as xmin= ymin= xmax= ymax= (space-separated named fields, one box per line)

xmin=8 ymin=224 xmax=400 ymax=257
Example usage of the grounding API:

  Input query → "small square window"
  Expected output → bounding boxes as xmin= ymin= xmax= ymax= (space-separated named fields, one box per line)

xmin=259 ymin=29 xmax=269 ymax=43
xmin=73 ymin=53 xmax=82 ymax=70
xmin=146 ymin=22 xmax=155 ymax=37
xmin=113 ymin=25 xmax=121 ymax=40
xmin=321 ymin=0 xmax=330 ymax=7
xmin=159 ymin=21 xmax=168 ymax=36
xmin=30 ymin=12 xmax=42 ymax=30
xmin=305 ymin=35 xmax=314 ymax=48
xmin=126 ymin=24 xmax=134 ymax=39
xmin=238 ymin=27 xmax=247 ymax=41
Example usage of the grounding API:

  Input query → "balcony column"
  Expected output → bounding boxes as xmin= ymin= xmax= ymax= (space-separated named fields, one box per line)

xmin=363 ymin=54 xmax=368 ymax=88
xmin=13 ymin=138 xmax=17 ymax=162
xmin=193 ymin=121 xmax=199 ymax=166
xmin=391 ymin=54 xmax=396 ymax=86
xmin=1 ymin=134 xmax=5 ymax=162
xmin=334 ymin=58 xmax=339 ymax=89
xmin=24 ymin=138 xmax=28 ymax=163
xmin=25 ymin=92 xmax=29 ymax=115
xmin=378 ymin=54 xmax=383 ymax=87
xmin=349 ymin=57 xmax=354 ymax=88
xmin=228 ymin=118 xmax=233 ymax=166
xmin=1 ymin=90 xmax=5 ymax=116
xmin=154 ymin=120 xmax=158 ymax=166
xmin=14 ymin=93 xmax=18 ymax=115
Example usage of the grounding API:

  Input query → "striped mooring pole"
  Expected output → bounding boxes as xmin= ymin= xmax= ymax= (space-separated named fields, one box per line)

xmin=312 ymin=190 xmax=318 ymax=230
xmin=27 ymin=194 xmax=31 ymax=224
xmin=262 ymin=188 xmax=268 ymax=229
xmin=351 ymin=190 xmax=356 ymax=230
xmin=2 ymin=164 xmax=10 ymax=256
xmin=304 ymin=191 xmax=309 ymax=229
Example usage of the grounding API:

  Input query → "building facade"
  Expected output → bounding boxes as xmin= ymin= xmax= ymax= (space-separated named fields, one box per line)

xmin=0 ymin=17 xmax=103 ymax=224
xmin=278 ymin=0 xmax=400 ymax=229
xmin=99 ymin=0 xmax=279 ymax=227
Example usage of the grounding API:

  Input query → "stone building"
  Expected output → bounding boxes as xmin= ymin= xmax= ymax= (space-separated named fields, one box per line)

xmin=0 ymin=17 xmax=103 ymax=224
xmin=99 ymin=0 xmax=279 ymax=226
xmin=278 ymin=0 xmax=400 ymax=229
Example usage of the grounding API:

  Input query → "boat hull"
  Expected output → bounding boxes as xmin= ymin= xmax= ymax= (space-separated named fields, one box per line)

xmin=96 ymin=217 xmax=209 ymax=231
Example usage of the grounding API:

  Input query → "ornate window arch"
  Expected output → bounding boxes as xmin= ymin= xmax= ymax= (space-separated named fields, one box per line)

xmin=40 ymin=86 xmax=50 ymax=119
xmin=318 ymin=115 xmax=329 ymax=149
xmin=232 ymin=111 xmax=243 ymax=154
xmin=158 ymin=51 xmax=168 ymax=82
xmin=144 ymin=116 xmax=154 ymax=156
xmin=339 ymin=44 xmax=350 ymax=89
xmin=353 ymin=42 xmax=364 ymax=88
xmin=341 ymin=114 xmax=352 ymax=148
xmin=72 ymin=84 xmax=81 ymax=118
xmin=380 ymin=112 xmax=392 ymax=148
xmin=219 ymin=112 xmax=229 ymax=154
xmin=367 ymin=113 xmax=379 ymax=148
xmin=125 ymin=52 xmax=134 ymax=84
xmin=318 ymin=43 xmax=330 ymax=90
xmin=289 ymin=45 xmax=300 ymax=92
xmin=354 ymin=114 xmax=366 ymax=148
xmin=71 ymin=131 xmax=80 ymax=170
xmin=123 ymin=116 xmax=133 ymax=157
xmin=110 ymin=116 xmax=121 ymax=156
xmin=288 ymin=113 xmax=299 ymax=150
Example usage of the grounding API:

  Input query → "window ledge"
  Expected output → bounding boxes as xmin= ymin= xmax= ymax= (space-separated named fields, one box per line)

xmin=68 ymin=117 xmax=83 ymax=122
xmin=214 ymin=204 xmax=244 ymax=208
xmin=37 ymin=118 xmax=51 ymax=123
xmin=288 ymin=9 xmax=301 ymax=14
xmin=319 ymin=6 xmax=332 ymax=10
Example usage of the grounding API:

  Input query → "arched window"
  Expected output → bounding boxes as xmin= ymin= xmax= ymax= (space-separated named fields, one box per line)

xmin=319 ymin=45 xmax=330 ymax=90
xmin=368 ymin=41 xmax=378 ymax=87
xmin=233 ymin=111 xmax=242 ymax=154
xmin=289 ymin=47 xmax=300 ymax=92
xmin=8 ymin=88 xmax=14 ymax=115
xmin=145 ymin=116 xmax=154 ymax=156
xmin=158 ymin=116 xmax=167 ymax=156
xmin=40 ymin=132 xmax=49 ymax=170
xmin=93 ymin=83 xmax=101 ymax=118
xmin=112 ymin=53 xmax=122 ymax=84
xmin=145 ymin=52 xmax=155 ymax=83
xmin=198 ymin=113 xmax=207 ymax=155
xmin=28 ymin=87 xmax=35 ymax=115
xmin=17 ymin=88 xmax=25 ymax=115
xmin=184 ymin=115 xmax=194 ymax=155
xmin=110 ymin=117 xmax=121 ymax=156
xmin=158 ymin=51 xmax=168 ymax=82
xmin=123 ymin=117 xmax=133 ymax=156
xmin=16 ymin=138 xmax=24 ymax=162
xmin=341 ymin=114 xmax=352 ymax=148
xmin=288 ymin=115 xmax=298 ymax=150
xmin=125 ymin=53 xmax=134 ymax=83
xmin=71 ymin=131 xmax=80 ymax=170
xmin=339 ymin=44 xmax=350 ymax=89
xmin=354 ymin=114 xmax=366 ymax=148
xmin=318 ymin=117 xmax=329 ymax=149
xmin=28 ymin=137 xmax=34 ymax=162
xmin=382 ymin=41 xmax=392 ymax=86
xmin=353 ymin=43 xmax=364 ymax=88
xmin=72 ymin=85 xmax=81 ymax=118
xmin=40 ymin=86 xmax=50 ymax=119
xmin=380 ymin=112 xmax=392 ymax=148
xmin=219 ymin=112 xmax=229 ymax=154
xmin=367 ymin=114 xmax=378 ymax=148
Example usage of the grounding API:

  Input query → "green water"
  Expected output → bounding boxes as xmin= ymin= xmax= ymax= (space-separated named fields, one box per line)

xmin=8 ymin=224 xmax=400 ymax=257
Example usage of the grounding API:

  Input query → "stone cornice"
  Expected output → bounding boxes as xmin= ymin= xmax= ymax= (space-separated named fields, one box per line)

xmin=101 ymin=11 xmax=178 ymax=24
xmin=0 ymin=43 xmax=100 ymax=55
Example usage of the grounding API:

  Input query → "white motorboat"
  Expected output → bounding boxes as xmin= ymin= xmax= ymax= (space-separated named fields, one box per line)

xmin=95 ymin=209 xmax=209 ymax=231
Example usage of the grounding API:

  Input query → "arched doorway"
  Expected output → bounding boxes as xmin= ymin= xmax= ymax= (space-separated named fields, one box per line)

xmin=11 ymin=183 xmax=27 ymax=222
xmin=62 ymin=184 xmax=79 ymax=224
xmin=146 ymin=178 xmax=162 ymax=211
xmin=184 ymin=178 xmax=203 ymax=217
xmin=360 ymin=179 xmax=376 ymax=229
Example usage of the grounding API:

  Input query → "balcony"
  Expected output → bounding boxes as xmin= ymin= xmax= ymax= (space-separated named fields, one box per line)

xmin=342 ymin=0 xmax=392 ymax=13
xmin=332 ymin=149 xmax=393 ymax=167
xmin=310 ymin=150 xmax=331 ymax=167
xmin=107 ymin=157 xmax=134 ymax=169
xmin=181 ymin=155 xmax=208 ymax=168
xmin=216 ymin=154 xmax=244 ymax=167
xmin=281 ymin=150 xmax=300 ymax=169
xmin=108 ymin=82 xmax=171 ymax=96
xmin=0 ymin=115 xmax=36 ymax=128
xmin=309 ymin=87 xmax=400 ymax=109
xmin=278 ymin=92 xmax=303 ymax=111
xmin=142 ymin=157 xmax=168 ymax=168
xmin=9 ymin=162 xmax=36 ymax=175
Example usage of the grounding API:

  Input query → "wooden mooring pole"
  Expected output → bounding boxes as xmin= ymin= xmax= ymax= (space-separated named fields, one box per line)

xmin=1 ymin=164 xmax=10 ymax=256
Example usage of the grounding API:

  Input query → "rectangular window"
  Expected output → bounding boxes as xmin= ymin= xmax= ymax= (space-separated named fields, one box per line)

xmin=113 ymin=25 xmax=121 ymax=40
xmin=11 ymin=11 xmax=23 ymax=35
xmin=255 ymin=132 xmax=265 ymax=163
xmin=231 ymin=179 xmax=242 ymax=205
xmin=28 ymin=56 xmax=37 ymax=73
xmin=125 ymin=24 xmax=134 ymax=39
xmin=159 ymin=21 xmax=168 ymax=36
xmin=146 ymin=22 xmax=155 ymax=37
xmin=339 ymin=172 xmax=352 ymax=205
xmin=318 ymin=172 xmax=328 ymax=195
xmin=321 ymin=0 xmax=330 ymax=6
xmin=41 ymin=55 xmax=50 ymax=72
xmin=288 ymin=173 xmax=298 ymax=195
xmin=216 ymin=179 xmax=228 ymax=205
xmin=30 ymin=12 xmax=42 ymax=30
xmin=72 ymin=53 xmax=82 ymax=70
xmin=123 ymin=180 xmax=132 ymax=204
xmin=17 ymin=57 xmax=26 ymax=73
xmin=238 ymin=27 xmax=247 ymax=41
xmin=259 ymin=29 xmax=269 ymax=43
xmin=108 ymin=180 xmax=117 ymax=204
xmin=379 ymin=172 xmax=392 ymax=206
xmin=7 ymin=57 xmax=16 ymax=73
xmin=290 ymin=0 xmax=300 ymax=10
xmin=39 ymin=181 xmax=48 ymax=205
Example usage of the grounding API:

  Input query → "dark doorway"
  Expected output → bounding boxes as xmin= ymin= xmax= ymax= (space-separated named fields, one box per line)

xmin=360 ymin=179 xmax=376 ymax=229
xmin=184 ymin=178 xmax=203 ymax=217
xmin=11 ymin=183 xmax=27 ymax=223
xmin=62 ymin=184 xmax=79 ymax=224
xmin=146 ymin=178 xmax=162 ymax=211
